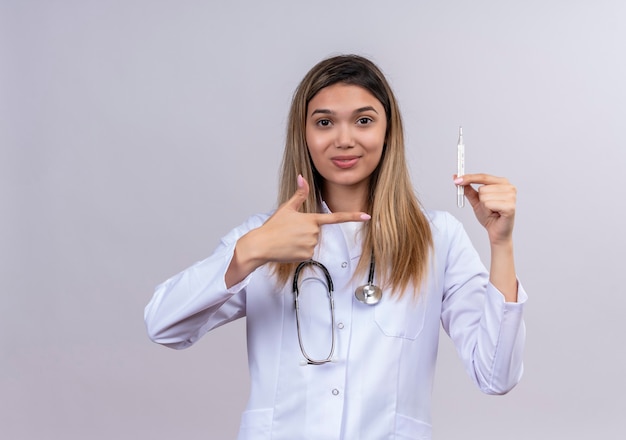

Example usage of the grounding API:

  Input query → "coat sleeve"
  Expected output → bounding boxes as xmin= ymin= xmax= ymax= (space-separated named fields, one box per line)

xmin=144 ymin=213 xmax=269 ymax=349
xmin=439 ymin=212 xmax=527 ymax=395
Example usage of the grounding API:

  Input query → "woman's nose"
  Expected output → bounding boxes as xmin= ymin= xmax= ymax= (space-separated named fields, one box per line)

xmin=335 ymin=124 xmax=355 ymax=148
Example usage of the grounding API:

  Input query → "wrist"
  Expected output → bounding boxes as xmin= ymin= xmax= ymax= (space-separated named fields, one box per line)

xmin=236 ymin=228 xmax=268 ymax=269
xmin=489 ymin=239 xmax=517 ymax=302
xmin=225 ymin=229 xmax=267 ymax=288
xmin=489 ymin=236 xmax=514 ymax=252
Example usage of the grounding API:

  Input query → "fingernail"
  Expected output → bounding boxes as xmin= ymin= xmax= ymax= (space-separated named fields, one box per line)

xmin=454 ymin=177 xmax=463 ymax=185
xmin=360 ymin=213 xmax=372 ymax=220
xmin=297 ymin=174 xmax=304 ymax=188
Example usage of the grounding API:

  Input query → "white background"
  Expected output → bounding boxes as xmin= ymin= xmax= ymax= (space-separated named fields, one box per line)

xmin=2 ymin=0 xmax=625 ymax=438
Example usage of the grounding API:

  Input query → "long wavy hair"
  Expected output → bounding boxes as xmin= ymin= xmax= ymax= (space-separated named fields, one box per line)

xmin=275 ymin=54 xmax=433 ymax=298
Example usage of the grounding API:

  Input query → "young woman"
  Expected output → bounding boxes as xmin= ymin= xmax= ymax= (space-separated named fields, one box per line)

xmin=145 ymin=55 xmax=526 ymax=440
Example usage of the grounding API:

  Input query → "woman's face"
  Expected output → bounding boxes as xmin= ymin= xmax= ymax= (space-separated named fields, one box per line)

xmin=305 ymin=83 xmax=387 ymax=196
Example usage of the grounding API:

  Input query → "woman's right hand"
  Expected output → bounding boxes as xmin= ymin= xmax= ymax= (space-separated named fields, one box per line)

xmin=225 ymin=175 xmax=370 ymax=287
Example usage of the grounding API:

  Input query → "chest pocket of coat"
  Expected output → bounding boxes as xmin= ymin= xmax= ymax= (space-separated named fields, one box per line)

xmin=373 ymin=294 xmax=428 ymax=340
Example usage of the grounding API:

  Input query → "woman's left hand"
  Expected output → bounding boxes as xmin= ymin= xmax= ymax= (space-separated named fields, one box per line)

xmin=454 ymin=174 xmax=517 ymax=246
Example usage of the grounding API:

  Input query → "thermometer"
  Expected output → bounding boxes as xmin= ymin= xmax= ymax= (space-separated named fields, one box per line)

xmin=457 ymin=126 xmax=465 ymax=208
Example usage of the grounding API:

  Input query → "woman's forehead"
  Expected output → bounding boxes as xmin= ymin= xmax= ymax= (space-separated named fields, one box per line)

xmin=307 ymin=84 xmax=384 ymax=115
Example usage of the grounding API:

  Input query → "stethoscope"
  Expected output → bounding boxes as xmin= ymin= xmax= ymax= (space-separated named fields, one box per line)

xmin=354 ymin=256 xmax=383 ymax=305
xmin=292 ymin=255 xmax=382 ymax=365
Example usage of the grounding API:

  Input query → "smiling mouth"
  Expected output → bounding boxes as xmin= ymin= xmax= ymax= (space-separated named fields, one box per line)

xmin=331 ymin=156 xmax=360 ymax=169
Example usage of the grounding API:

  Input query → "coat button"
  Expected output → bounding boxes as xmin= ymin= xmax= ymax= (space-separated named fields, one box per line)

xmin=337 ymin=322 xmax=345 ymax=329
xmin=341 ymin=261 xmax=348 ymax=268
xmin=332 ymin=389 xmax=340 ymax=396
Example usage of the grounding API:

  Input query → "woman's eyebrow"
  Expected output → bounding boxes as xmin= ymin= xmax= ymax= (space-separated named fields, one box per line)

xmin=309 ymin=106 xmax=379 ymax=117
xmin=310 ymin=108 xmax=334 ymax=116
xmin=353 ymin=106 xmax=379 ymax=115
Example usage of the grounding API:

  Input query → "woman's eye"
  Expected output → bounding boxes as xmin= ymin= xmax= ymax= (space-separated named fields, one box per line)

xmin=317 ymin=119 xmax=331 ymax=127
xmin=357 ymin=117 xmax=372 ymax=125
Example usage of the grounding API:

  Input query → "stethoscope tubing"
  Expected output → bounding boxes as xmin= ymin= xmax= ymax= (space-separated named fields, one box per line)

xmin=292 ymin=255 xmax=382 ymax=365
xmin=293 ymin=260 xmax=336 ymax=365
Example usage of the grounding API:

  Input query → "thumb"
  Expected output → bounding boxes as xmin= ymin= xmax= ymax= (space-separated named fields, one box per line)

xmin=454 ymin=175 xmax=479 ymax=207
xmin=463 ymin=183 xmax=480 ymax=207
xmin=284 ymin=174 xmax=310 ymax=211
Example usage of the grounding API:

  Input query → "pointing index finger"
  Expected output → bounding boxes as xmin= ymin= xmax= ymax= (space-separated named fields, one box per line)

xmin=314 ymin=212 xmax=372 ymax=225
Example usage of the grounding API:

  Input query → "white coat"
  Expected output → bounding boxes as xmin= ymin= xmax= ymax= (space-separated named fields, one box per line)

xmin=145 ymin=210 xmax=527 ymax=440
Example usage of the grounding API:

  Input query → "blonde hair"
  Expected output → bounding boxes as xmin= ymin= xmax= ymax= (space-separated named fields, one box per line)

xmin=275 ymin=55 xmax=433 ymax=298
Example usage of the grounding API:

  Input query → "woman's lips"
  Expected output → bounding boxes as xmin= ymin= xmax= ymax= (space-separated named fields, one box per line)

xmin=331 ymin=156 xmax=360 ymax=169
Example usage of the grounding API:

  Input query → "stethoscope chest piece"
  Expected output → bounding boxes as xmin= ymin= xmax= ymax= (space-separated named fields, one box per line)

xmin=355 ymin=283 xmax=382 ymax=305
xmin=354 ymin=252 xmax=382 ymax=305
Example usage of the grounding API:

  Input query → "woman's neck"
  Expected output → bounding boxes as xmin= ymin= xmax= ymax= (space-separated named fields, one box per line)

xmin=322 ymin=181 xmax=369 ymax=213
